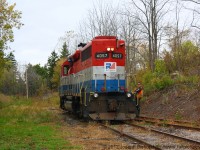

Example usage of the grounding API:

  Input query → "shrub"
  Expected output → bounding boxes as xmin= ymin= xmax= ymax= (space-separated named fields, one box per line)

xmin=154 ymin=75 xmax=174 ymax=90
xmin=176 ymin=75 xmax=199 ymax=85
xmin=135 ymin=60 xmax=174 ymax=94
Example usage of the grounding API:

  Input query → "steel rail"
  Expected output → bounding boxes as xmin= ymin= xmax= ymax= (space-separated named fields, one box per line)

xmin=139 ymin=115 xmax=197 ymax=125
xmin=135 ymin=117 xmax=200 ymax=131
xmin=100 ymin=123 xmax=162 ymax=150
xmin=126 ymin=122 xmax=200 ymax=146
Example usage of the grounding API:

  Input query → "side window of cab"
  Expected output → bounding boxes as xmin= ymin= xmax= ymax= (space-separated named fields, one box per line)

xmin=63 ymin=66 xmax=69 ymax=75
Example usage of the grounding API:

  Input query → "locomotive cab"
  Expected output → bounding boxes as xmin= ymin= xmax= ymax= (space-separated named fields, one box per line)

xmin=61 ymin=60 xmax=70 ymax=76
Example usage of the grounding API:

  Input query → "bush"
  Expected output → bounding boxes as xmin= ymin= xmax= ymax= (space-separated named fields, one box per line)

xmin=176 ymin=75 xmax=199 ymax=85
xmin=142 ymin=70 xmax=156 ymax=94
xmin=135 ymin=60 xmax=174 ymax=94
xmin=154 ymin=75 xmax=174 ymax=90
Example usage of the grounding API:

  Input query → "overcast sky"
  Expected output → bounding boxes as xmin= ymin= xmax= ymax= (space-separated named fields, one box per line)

xmin=8 ymin=0 xmax=96 ymax=65
xmin=7 ymin=0 xmax=195 ymax=66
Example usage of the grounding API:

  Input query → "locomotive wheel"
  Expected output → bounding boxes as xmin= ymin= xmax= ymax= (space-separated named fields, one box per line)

xmin=72 ymin=97 xmax=80 ymax=115
xmin=60 ymin=97 xmax=65 ymax=109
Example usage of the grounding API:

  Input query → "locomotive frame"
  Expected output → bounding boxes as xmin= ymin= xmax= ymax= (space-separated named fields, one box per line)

xmin=59 ymin=36 xmax=138 ymax=120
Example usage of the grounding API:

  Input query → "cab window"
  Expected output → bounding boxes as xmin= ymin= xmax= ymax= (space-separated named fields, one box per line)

xmin=81 ymin=46 xmax=92 ymax=61
xmin=64 ymin=66 xmax=69 ymax=75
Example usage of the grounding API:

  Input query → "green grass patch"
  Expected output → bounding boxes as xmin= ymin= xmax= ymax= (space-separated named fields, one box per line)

xmin=0 ymin=123 xmax=76 ymax=149
xmin=0 ymin=94 xmax=81 ymax=150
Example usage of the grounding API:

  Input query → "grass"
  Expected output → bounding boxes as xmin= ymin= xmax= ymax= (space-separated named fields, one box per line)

xmin=174 ymin=111 xmax=183 ymax=120
xmin=0 ymin=93 xmax=81 ymax=150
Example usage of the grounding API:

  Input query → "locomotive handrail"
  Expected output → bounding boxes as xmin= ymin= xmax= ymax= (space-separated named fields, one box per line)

xmin=93 ymin=73 xmax=125 ymax=92
xmin=78 ymin=74 xmax=88 ymax=106
xmin=118 ymin=74 xmax=120 ymax=92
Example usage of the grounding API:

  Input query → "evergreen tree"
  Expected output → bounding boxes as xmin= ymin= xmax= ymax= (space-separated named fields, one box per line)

xmin=47 ymin=50 xmax=58 ymax=89
xmin=0 ymin=51 xmax=18 ymax=95
xmin=60 ymin=42 xmax=70 ymax=59
xmin=5 ymin=52 xmax=17 ymax=70
xmin=33 ymin=64 xmax=48 ymax=80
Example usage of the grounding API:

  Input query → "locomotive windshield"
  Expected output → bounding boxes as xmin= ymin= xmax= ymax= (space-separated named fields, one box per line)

xmin=81 ymin=46 xmax=92 ymax=62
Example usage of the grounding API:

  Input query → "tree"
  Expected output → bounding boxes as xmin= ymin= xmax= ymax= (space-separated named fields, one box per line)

xmin=0 ymin=0 xmax=23 ymax=77
xmin=0 ymin=0 xmax=23 ymax=51
xmin=181 ymin=0 xmax=200 ymax=30
xmin=33 ymin=64 xmax=48 ymax=80
xmin=180 ymin=40 xmax=200 ymax=73
xmin=79 ymin=0 xmax=120 ymax=40
xmin=25 ymin=64 xmax=44 ymax=96
xmin=0 ymin=67 xmax=17 ymax=95
xmin=32 ymin=64 xmax=49 ymax=96
xmin=128 ymin=0 xmax=171 ymax=71
xmin=51 ymin=58 xmax=65 ymax=89
xmin=0 ymin=51 xmax=5 ymax=76
xmin=164 ymin=0 xmax=190 ymax=72
xmin=163 ymin=39 xmax=200 ymax=74
xmin=164 ymin=28 xmax=190 ymax=72
xmin=0 ymin=57 xmax=23 ymax=96
xmin=59 ymin=42 xmax=70 ymax=59
xmin=119 ymin=13 xmax=149 ymax=74
xmin=47 ymin=50 xmax=59 ymax=90
xmin=5 ymin=51 xmax=16 ymax=69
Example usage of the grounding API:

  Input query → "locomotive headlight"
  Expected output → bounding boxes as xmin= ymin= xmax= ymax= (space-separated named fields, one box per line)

xmin=94 ymin=93 xmax=99 ymax=98
xmin=111 ymin=48 xmax=114 ymax=51
xmin=126 ymin=92 xmax=132 ymax=98
xmin=107 ymin=48 xmax=111 ymax=51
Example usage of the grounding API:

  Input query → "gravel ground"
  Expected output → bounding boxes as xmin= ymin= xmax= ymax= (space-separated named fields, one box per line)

xmin=148 ymin=125 xmax=200 ymax=143
xmin=114 ymin=124 xmax=195 ymax=150
xmin=60 ymin=112 xmax=152 ymax=150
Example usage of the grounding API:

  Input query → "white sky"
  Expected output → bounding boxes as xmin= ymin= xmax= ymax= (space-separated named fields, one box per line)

xmin=8 ymin=0 xmax=95 ymax=65
xmin=7 ymin=0 xmax=196 ymax=66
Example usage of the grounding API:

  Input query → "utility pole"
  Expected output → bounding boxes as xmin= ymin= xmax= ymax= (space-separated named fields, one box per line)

xmin=25 ymin=68 xmax=28 ymax=99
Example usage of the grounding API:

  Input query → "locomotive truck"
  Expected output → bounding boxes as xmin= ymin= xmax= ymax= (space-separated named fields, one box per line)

xmin=59 ymin=36 xmax=138 ymax=120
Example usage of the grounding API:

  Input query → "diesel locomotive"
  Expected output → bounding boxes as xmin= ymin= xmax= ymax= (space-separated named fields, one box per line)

xmin=59 ymin=36 xmax=138 ymax=120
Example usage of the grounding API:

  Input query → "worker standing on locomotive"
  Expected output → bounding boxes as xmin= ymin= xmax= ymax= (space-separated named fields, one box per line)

xmin=132 ymin=82 xmax=143 ymax=117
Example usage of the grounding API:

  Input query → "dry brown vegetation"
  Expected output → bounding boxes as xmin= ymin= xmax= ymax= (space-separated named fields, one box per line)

xmin=141 ymin=84 xmax=200 ymax=123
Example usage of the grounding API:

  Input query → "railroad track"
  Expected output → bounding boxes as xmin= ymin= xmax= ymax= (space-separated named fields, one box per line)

xmin=135 ymin=116 xmax=200 ymax=131
xmin=126 ymin=122 xmax=200 ymax=146
xmin=101 ymin=123 xmax=162 ymax=150
xmin=100 ymin=120 xmax=200 ymax=150
xmin=138 ymin=116 xmax=197 ymax=125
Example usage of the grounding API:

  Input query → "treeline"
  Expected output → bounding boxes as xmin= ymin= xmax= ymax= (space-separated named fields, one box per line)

xmin=0 ymin=42 xmax=70 ymax=97
xmin=0 ymin=0 xmax=200 ymax=97
xmin=135 ymin=40 xmax=200 ymax=95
